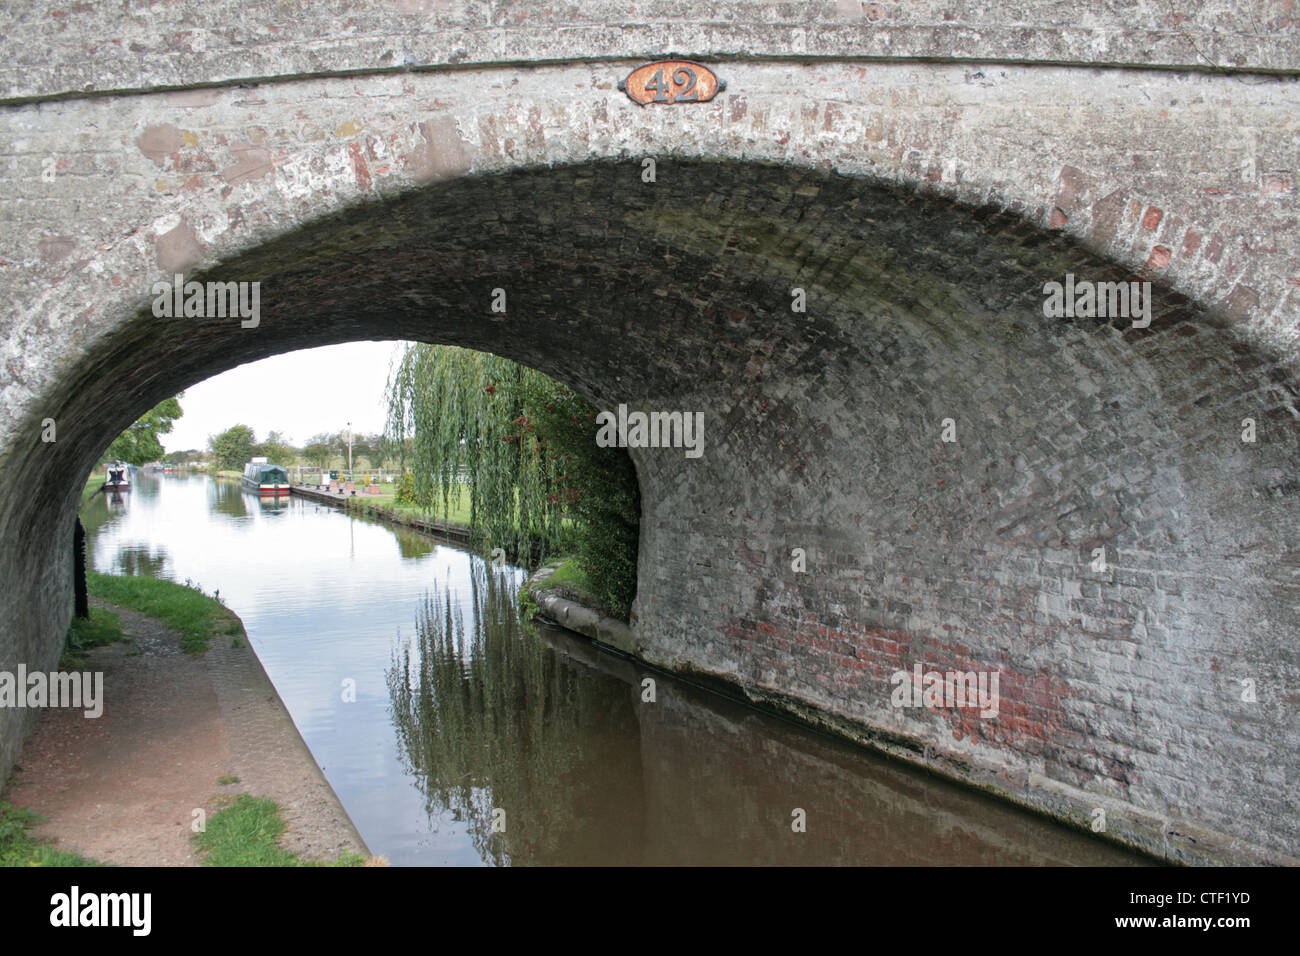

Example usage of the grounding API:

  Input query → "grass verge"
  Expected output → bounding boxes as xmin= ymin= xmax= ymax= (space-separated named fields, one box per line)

xmin=194 ymin=794 xmax=365 ymax=867
xmin=60 ymin=607 xmax=126 ymax=669
xmin=87 ymin=572 xmax=243 ymax=654
xmin=351 ymin=494 xmax=474 ymax=528
xmin=0 ymin=803 xmax=102 ymax=867
xmin=547 ymin=556 xmax=593 ymax=595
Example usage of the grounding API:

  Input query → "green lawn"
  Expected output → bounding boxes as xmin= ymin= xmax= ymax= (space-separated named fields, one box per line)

xmin=356 ymin=486 xmax=574 ymax=531
xmin=361 ymin=494 xmax=475 ymax=527
xmin=86 ymin=572 xmax=243 ymax=654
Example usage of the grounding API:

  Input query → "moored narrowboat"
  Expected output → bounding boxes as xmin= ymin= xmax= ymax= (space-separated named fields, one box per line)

xmin=242 ymin=457 xmax=290 ymax=497
xmin=103 ymin=461 xmax=132 ymax=491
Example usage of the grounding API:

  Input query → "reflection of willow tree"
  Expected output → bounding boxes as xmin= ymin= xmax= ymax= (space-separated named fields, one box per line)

xmin=387 ymin=563 xmax=646 ymax=866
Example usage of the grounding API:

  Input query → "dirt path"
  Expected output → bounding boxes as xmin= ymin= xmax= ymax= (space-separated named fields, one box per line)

xmin=3 ymin=599 xmax=370 ymax=865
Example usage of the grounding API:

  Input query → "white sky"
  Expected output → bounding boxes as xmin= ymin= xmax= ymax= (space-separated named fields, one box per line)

xmin=162 ymin=341 xmax=408 ymax=452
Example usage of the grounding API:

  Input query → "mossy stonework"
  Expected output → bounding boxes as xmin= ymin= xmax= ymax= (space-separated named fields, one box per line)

xmin=1 ymin=3 xmax=1297 ymax=864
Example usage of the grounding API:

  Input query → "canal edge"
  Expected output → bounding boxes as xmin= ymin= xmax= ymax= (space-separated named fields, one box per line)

xmin=202 ymin=605 xmax=375 ymax=864
xmin=288 ymin=483 xmax=474 ymax=543
xmin=521 ymin=568 xmax=1295 ymax=868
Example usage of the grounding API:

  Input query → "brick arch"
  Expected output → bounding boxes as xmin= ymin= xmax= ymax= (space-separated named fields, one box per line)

xmin=1 ymin=65 xmax=1297 ymax=864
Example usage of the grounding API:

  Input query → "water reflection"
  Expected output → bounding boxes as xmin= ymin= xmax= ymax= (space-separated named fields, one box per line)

xmin=392 ymin=528 xmax=437 ymax=560
xmin=209 ymin=479 xmax=249 ymax=518
xmin=388 ymin=564 xmax=644 ymax=866
xmin=388 ymin=566 xmax=1149 ymax=867
xmin=111 ymin=544 xmax=170 ymax=578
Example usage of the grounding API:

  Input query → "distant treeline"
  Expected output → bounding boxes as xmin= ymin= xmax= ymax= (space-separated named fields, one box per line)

xmin=193 ymin=425 xmax=405 ymax=472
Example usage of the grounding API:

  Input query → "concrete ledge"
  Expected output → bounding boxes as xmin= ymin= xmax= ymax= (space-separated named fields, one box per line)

xmin=526 ymin=564 xmax=636 ymax=657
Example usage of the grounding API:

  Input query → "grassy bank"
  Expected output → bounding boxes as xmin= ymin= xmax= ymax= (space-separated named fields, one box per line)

xmin=215 ymin=469 xmax=395 ymax=491
xmin=347 ymin=494 xmax=474 ymax=529
xmin=61 ymin=607 xmax=127 ymax=669
xmin=546 ymin=556 xmax=594 ymax=596
xmin=86 ymin=572 xmax=243 ymax=654
xmin=300 ymin=478 xmax=397 ymax=495
xmin=194 ymin=794 xmax=365 ymax=867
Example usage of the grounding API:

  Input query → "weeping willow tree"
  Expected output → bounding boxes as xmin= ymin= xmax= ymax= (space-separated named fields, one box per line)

xmin=386 ymin=347 xmax=563 ymax=561
xmin=386 ymin=344 xmax=639 ymax=618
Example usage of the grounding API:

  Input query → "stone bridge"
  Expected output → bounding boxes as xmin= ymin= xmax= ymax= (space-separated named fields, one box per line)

xmin=1 ymin=2 xmax=1297 ymax=864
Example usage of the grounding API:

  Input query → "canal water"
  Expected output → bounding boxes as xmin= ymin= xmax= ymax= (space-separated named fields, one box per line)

xmin=83 ymin=472 xmax=1148 ymax=866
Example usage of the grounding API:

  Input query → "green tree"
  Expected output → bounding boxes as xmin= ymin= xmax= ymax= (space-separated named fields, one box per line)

xmin=208 ymin=424 xmax=257 ymax=471
xmin=257 ymin=430 xmax=296 ymax=464
xmin=517 ymin=375 xmax=640 ymax=618
xmin=105 ymin=394 xmax=184 ymax=465
xmin=348 ymin=433 xmax=375 ymax=469
xmin=303 ymin=434 xmax=333 ymax=470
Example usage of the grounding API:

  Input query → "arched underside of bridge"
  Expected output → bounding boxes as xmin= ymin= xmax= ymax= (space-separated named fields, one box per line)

xmin=3 ymin=158 xmax=1296 ymax=864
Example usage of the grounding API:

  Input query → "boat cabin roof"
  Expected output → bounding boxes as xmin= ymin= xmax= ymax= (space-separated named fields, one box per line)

xmin=244 ymin=462 xmax=289 ymax=482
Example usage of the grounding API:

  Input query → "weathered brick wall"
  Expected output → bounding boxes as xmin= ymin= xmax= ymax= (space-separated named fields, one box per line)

xmin=0 ymin=14 xmax=1296 ymax=863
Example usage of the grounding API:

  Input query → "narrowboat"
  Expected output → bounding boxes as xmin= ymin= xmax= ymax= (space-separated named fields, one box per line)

xmin=102 ymin=461 xmax=132 ymax=491
xmin=241 ymin=457 xmax=291 ymax=497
